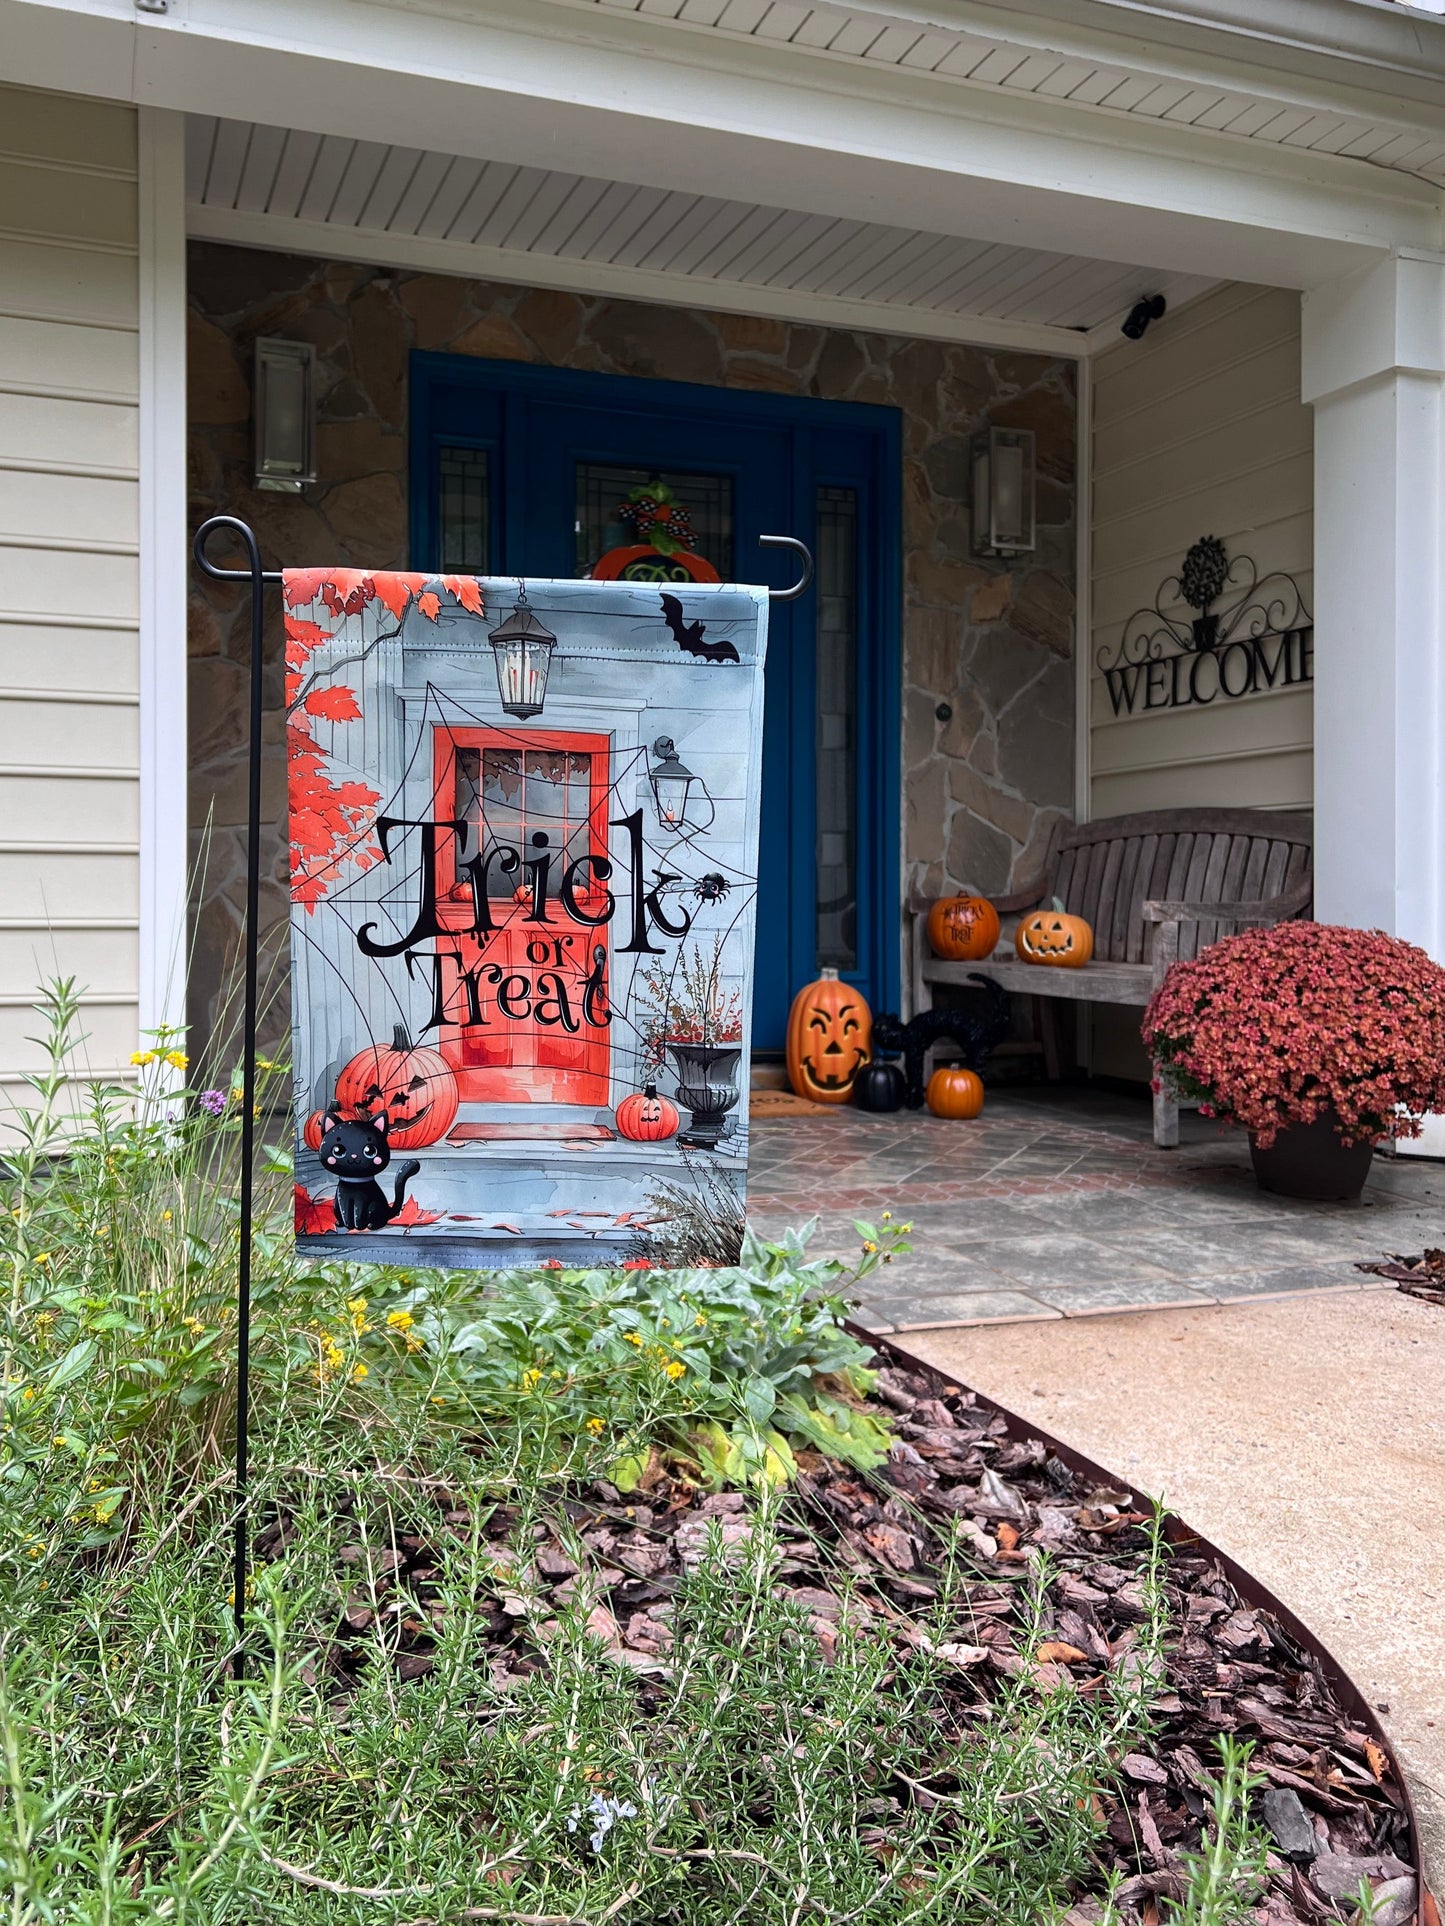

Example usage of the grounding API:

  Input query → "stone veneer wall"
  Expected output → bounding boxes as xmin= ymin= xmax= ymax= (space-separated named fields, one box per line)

xmin=187 ymin=242 xmax=1076 ymax=1043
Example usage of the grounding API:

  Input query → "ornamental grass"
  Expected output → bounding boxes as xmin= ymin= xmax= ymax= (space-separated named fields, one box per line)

xmin=1143 ymin=920 xmax=1445 ymax=1147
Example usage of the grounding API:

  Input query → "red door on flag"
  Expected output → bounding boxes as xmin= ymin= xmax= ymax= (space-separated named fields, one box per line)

xmin=433 ymin=728 xmax=612 ymax=1105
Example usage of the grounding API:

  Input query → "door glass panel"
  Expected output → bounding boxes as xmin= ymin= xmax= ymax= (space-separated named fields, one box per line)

xmin=438 ymin=446 xmax=490 ymax=572
xmin=815 ymin=485 xmax=858 ymax=971
xmin=575 ymin=463 xmax=734 ymax=580
xmin=454 ymin=746 xmax=598 ymax=896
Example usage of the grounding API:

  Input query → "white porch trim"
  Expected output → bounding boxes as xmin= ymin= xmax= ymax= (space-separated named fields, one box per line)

xmin=137 ymin=104 xmax=190 ymax=1041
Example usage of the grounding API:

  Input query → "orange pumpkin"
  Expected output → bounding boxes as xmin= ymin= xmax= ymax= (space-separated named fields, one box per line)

xmin=927 ymin=894 xmax=1000 ymax=962
xmin=926 ymin=1065 xmax=985 ymax=1119
xmin=1015 ymin=898 xmax=1094 ymax=969
xmin=332 ymin=1024 xmax=460 ymax=1148
xmin=616 ymin=1082 xmax=680 ymax=1143
xmin=786 ymin=967 xmax=872 ymax=1104
xmin=303 ymin=1109 xmax=326 ymax=1152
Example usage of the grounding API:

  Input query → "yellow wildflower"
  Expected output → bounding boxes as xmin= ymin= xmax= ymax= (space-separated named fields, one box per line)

xmin=694 ymin=1312 xmax=708 ymax=1328
xmin=33 ymin=1311 xmax=54 ymax=1332
xmin=20 ymin=1388 xmax=35 ymax=1403
xmin=183 ymin=1315 xmax=206 ymax=1338
xmin=519 ymin=1367 xmax=543 ymax=1393
xmin=882 ymin=1211 xmax=892 ymax=1222
xmin=161 ymin=1209 xmax=172 ymax=1223
xmin=346 ymin=1296 xmax=370 ymax=1336
xmin=663 ymin=1360 xmax=685 ymax=1381
xmin=404 ymin=1334 xmax=424 ymax=1355
xmin=385 ymin=1309 xmax=414 ymax=1333
xmin=34 ymin=1253 xmax=51 ymax=1268
xmin=130 ymin=1050 xmax=156 ymax=1068
xmin=622 ymin=1331 xmax=644 ymax=1347
xmin=164 ymin=1050 xmax=188 ymax=1071
xmin=900 ymin=1222 xmax=913 ymax=1234
xmin=585 ymin=1416 xmax=604 ymax=1436
xmin=351 ymin=1363 xmax=368 ymax=1382
xmin=861 ymin=1240 xmax=877 ymax=1255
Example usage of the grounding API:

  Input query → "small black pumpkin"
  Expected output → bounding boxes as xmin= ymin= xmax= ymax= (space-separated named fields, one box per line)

xmin=852 ymin=1059 xmax=906 ymax=1113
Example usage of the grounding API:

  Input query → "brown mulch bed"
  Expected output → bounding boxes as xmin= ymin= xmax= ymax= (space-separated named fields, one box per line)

xmin=270 ymin=1352 xmax=1424 ymax=1926
xmin=1358 ymin=1249 xmax=1445 ymax=1307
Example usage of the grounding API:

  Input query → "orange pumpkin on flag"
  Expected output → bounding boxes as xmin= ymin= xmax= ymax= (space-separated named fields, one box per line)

xmin=615 ymin=1083 xmax=680 ymax=1143
xmin=332 ymin=1024 xmax=460 ymax=1149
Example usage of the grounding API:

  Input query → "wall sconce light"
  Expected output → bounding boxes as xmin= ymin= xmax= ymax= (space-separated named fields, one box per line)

xmin=488 ymin=591 xmax=557 ymax=719
xmin=970 ymin=427 xmax=1036 ymax=559
xmin=253 ymin=338 xmax=317 ymax=493
xmin=649 ymin=736 xmax=698 ymax=831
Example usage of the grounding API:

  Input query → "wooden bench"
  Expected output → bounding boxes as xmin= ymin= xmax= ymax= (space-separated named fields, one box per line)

xmin=909 ymin=807 xmax=1314 ymax=1147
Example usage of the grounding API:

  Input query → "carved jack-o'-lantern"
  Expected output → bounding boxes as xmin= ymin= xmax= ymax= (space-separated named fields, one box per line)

xmin=926 ymin=1065 xmax=985 ymax=1119
xmin=1015 ymin=898 xmax=1094 ymax=969
xmin=786 ymin=967 xmax=872 ymax=1104
xmin=615 ymin=1082 xmax=680 ymax=1143
xmin=332 ymin=1024 xmax=461 ymax=1149
xmin=927 ymin=894 xmax=1000 ymax=962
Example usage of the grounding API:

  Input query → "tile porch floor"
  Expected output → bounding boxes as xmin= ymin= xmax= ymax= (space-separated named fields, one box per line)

xmin=745 ymin=1087 xmax=1445 ymax=1332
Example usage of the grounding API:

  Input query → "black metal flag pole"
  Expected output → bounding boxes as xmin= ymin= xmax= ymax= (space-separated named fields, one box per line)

xmin=188 ymin=517 xmax=811 ymax=1681
xmin=193 ymin=516 xmax=281 ymax=1680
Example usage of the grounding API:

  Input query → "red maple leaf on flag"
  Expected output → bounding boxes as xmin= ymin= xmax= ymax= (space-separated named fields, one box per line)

xmin=304 ymin=685 xmax=362 ymax=722
xmin=417 ymin=591 xmax=441 ymax=622
xmin=294 ymin=1184 xmax=334 ymax=1235
xmin=391 ymin=1197 xmax=442 ymax=1228
xmin=442 ymin=575 xmax=485 ymax=615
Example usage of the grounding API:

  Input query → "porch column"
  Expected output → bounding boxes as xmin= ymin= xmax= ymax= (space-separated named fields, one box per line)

xmin=1301 ymin=251 xmax=1445 ymax=1152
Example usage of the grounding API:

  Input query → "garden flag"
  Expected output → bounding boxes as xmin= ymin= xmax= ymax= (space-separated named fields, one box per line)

xmin=286 ymin=569 xmax=767 ymax=1269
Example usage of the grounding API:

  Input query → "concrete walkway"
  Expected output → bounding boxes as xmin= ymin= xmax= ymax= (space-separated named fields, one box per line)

xmin=748 ymin=1088 xmax=1445 ymax=1331
xmin=904 ymin=1289 xmax=1445 ymax=1890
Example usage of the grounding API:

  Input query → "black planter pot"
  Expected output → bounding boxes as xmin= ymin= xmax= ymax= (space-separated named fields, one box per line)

xmin=1248 ymin=1109 xmax=1374 ymax=1202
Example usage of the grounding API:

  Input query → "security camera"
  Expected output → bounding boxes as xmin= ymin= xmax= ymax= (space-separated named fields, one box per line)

xmin=1121 ymin=294 xmax=1167 ymax=341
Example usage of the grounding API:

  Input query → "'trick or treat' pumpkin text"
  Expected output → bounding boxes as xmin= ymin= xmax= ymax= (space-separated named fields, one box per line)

xmin=927 ymin=894 xmax=1000 ymax=962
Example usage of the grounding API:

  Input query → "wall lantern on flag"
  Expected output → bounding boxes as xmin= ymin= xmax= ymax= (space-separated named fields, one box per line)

xmin=488 ymin=591 xmax=557 ymax=719
xmin=649 ymin=735 xmax=699 ymax=831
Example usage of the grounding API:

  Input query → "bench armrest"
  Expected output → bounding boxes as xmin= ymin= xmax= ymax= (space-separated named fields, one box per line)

xmin=1143 ymin=883 xmax=1312 ymax=983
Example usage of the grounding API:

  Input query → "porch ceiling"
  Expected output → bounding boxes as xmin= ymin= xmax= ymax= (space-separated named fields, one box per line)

xmin=186 ymin=115 xmax=1215 ymax=355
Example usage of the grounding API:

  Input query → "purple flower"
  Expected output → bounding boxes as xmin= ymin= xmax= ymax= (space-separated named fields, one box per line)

xmin=198 ymin=1088 xmax=227 ymax=1117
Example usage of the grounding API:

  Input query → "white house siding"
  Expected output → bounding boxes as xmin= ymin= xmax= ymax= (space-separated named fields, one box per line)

xmin=1087 ymin=282 xmax=1314 ymax=1078
xmin=0 ymin=84 xmax=141 ymax=1090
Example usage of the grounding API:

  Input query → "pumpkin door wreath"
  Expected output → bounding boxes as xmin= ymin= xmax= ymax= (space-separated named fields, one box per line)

xmin=926 ymin=1065 xmax=986 ymax=1119
xmin=615 ymin=1083 xmax=681 ymax=1143
xmin=1015 ymin=899 xmax=1095 ymax=969
xmin=591 ymin=481 xmax=720 ymax=585
xmin=331 ymin=1024 xmax=461 ymax=1149
xmin=927 ymin=894 xmax=1000 ymax=962
xmin=785 ymin=968 xmax=872 ymax=1104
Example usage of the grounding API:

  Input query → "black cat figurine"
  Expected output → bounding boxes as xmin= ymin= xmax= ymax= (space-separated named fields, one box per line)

xmin=317 ymin=1111 xmax=422 ymax=1232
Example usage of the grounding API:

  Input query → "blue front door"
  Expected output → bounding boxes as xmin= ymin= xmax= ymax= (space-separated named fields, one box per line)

xmin=410 ymin=354 xmax=901 ymax=1048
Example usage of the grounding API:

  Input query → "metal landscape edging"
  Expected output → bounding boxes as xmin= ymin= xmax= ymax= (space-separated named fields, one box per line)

xmin=861 ymin=1326 xmax=1435 ymax=1913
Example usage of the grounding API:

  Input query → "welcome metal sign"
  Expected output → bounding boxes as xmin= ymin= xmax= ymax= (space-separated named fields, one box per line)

xmin=1098 ymin=536 xmax=1313 ymax=719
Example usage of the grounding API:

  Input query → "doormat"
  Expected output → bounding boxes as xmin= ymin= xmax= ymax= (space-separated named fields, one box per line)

xmin=445 ymin=1122 xmax=614 ymax=1143
xmin=749 ymin=1088 xmax=839 ymax=1117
